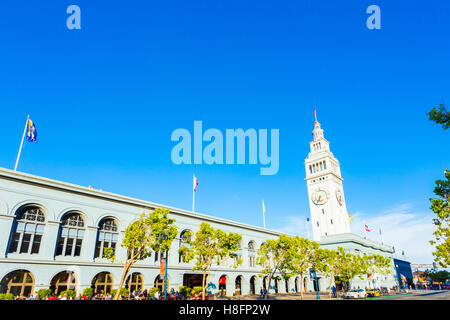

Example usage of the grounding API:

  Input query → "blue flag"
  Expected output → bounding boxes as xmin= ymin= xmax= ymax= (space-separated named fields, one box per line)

xmin=26 ymin=119 xmax=37 ymax=143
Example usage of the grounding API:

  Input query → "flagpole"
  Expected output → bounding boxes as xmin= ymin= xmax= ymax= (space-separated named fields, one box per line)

xmin=306 ymin=218 xmax=310 ymax=239
xmin=262 ymin=200 xmax=266 ymax=229
xmin=192 ymin=174 xmax=195 ymax=212
xmin=263 ymin=211 xmax=266 ymax=229
xmin=14 ymin=115 xmax=29 ymax=171
xmin=364 ymin=222 xmax=367 ymax=239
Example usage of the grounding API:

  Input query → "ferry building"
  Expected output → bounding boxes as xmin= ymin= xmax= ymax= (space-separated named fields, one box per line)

xmin=0 ymin=120 xmax=396 ymax=297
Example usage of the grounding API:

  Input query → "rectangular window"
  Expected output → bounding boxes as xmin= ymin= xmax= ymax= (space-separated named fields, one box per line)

xmin=74 ymin=239 xmax=82 ymax=256
xmin=102 ymin=241 xmax=110 ymax=257
xmin=56 ymin=237 xmax=65 ymax=256
xmin=95 ymin=241 xmax=102 ymax=258
xmin=31 ymin=234 xmax=42 ymax=254
xmin=65 ymin=238 xmax=74 ymax=256
xmin=9 ymin=232 xmax=20 ymax=253
xmin=20 ymin=233 xmax=31 ymax=253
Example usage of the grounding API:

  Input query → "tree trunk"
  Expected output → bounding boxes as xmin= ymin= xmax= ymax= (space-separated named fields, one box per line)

xmin=202 ymin=269 xmax=207 ymax=300
xmin=299 ymin=273 xmax=304 ymax=300
xmin=204 ymin=271 xmax=211 ymax=300
xmin=329 ymin=273 xmax=334 ymax=298
xmin=114 ymin=263 xmax=131 ymax=300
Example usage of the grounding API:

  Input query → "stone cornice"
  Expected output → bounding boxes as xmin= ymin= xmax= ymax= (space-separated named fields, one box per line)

xmin=0 ymin=167 xmax=282 ymax=237
xmin=319 ymin=233 xmax=394 ymax=253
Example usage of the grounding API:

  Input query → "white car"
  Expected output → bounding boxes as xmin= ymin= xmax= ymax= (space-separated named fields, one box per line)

xmin=343 ymin=290 xmax=360 ymax=299
xmin=356 ymin=289 xmax=367 ymax=298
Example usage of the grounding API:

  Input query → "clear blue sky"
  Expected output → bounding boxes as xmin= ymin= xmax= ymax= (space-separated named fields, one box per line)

xmin=0 ymin=1 xmax=449 ymax=261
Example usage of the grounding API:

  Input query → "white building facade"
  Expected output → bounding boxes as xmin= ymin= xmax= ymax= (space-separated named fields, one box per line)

xmin=305 ymin=121 xmax=351 ymax=241
xmin=305 ymin=120 xmax=397 ymax=290
xmin=0 ymin=168 xmax=318 ymax=297
xmin=0 ymin=119 xmax=397 ymax=298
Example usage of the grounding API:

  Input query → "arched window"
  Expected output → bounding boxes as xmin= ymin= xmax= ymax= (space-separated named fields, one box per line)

xmin=8 ymin=206 xmax=45 ymax=255
xmin=234 ymin=241 xmax=243 ymax=265
xmin=178 ymin=229 xmax=191 ymax=263
xmin=0 ymin=270 xmax=34 ymax=297
xmin=125 ymin=273 xmax=144 ymax=293
xmin=235 ymin=275 xmax=243 ymax=295
xmin=248 ymin=241 xmax=256 ymax=267
xmin=56 ymin=212 xmax=85 ymax=257
xmin=50 ymin=271 xmax=77 ymax=295
xmin=95 ymin=218 xmax=118 ymax=259
xmin=91 ymin=272 xmax=113 ymax=294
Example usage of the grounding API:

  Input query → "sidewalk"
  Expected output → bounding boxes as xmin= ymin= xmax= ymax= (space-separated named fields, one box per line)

xmin=216 ymin=292 xmax=337 ymax=300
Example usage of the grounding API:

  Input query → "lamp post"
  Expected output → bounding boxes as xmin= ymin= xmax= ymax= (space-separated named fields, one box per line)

xmin=314 ymin=272 xmax=320 ymax=300
xmin=159 ymin=232 xmax=169 ymax=301
xmin=164 ymin=248 xmax=168 ymax=300
xmin=310 ymin=268 xmax=320 ymax=300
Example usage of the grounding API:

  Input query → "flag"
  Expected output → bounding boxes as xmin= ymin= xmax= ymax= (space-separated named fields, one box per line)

xmin=364 ymin=224 xmax=371 ymax=232
xmin=26 ymin=118 xmax=37 ymax=143
xmin=313 ymin=108 xmax=317 ymax=120
xmin=262 ymin=199 xmax=266 ymax=214
xmin=193 ymin=175 xmax=199 ymax=192
xmin=379 ymin=227 xmax=382 ymax=235
xmin=348 ymin=213 xmax=353 ymax=222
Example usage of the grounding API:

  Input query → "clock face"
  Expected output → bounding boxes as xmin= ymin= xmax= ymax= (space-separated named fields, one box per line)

xmin=312 ymin=188 xmax=329 ymax=205
xmin=336 ymin=189 xmax=344 ymax=205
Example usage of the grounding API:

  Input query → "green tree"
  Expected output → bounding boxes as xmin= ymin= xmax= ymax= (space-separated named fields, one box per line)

xmin=104 ymin=207 xmax=178 ymax=300
xmin=427 ymin=104 xmax=450 ymax=130
xmin=429 ymin=169 xmax=450 ymax=268
xmin=337 ymin=252 xmax=366 ymax=290
xmin=364 ymin=254 xmax=392 ymax=288
xmin=178 ymin=222 xmax=242 ymax=300
xmin=280 ymin=237 xmax=322 ymax=299
xmin=256 ymin=234 xmax=297 ymax=298
xmin=321 ymin=247 xmax=346 ymax=298
xmin=424 ymin=269 xmax=450 ymax=284
xmin=309 ymin=246 xmax=328 ymax=290
xmin=427 ymin=103 xmax=450 ymax=267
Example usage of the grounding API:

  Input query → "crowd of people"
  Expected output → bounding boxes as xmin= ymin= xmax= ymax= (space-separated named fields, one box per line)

xmin=8 ymin=288 xmax=208 ymax=300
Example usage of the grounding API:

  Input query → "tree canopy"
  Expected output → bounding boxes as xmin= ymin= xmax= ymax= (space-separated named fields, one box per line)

xmin=104 ymin=208 xmax=178 ymax=300
xmin=427 ymin=104 xmax=450 ymax=130
xmin=178 ymin=222 xmax=242 ymax=300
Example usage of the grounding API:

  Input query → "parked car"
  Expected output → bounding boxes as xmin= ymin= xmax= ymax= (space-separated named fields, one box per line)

xmin=366 ymin=289 xmax=380 ymax=297
xmin=343 ymin=290 xmax=360 ymax=299
xmin=356 ymin=289 xmax=367 ymax=298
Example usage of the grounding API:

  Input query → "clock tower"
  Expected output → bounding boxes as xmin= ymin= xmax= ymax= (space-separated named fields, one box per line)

xmin=305 ymin=120 xmax=351 ymax=241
